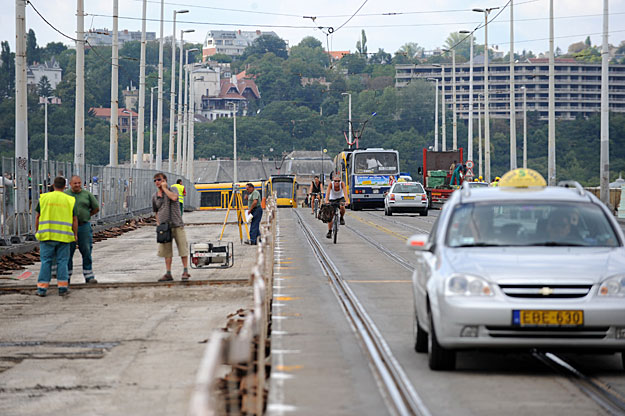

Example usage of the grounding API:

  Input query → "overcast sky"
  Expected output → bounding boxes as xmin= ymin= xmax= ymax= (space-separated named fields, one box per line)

xmin=2 ymin=0 xmax=624 ymax=56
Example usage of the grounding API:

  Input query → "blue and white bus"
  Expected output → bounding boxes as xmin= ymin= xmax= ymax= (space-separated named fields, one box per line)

xmin=334 ymin=148 xmax=400 ymax=210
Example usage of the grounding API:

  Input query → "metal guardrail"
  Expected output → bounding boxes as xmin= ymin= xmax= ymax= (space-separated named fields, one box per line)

xmin=189 ymin=196 xmax=277 ymax=416
xmin=0 ymin=157 xmax=199 ymax=245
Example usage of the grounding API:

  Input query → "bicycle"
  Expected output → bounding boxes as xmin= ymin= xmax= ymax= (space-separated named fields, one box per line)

xmin=331 ymin=204 xmax=340 ymax=244
xmin=312 ymin=193 xmax=320 ymax=218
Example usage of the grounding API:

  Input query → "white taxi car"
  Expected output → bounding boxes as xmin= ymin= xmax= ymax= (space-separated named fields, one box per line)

xmin=407 ymin=169 xmax=625 ymax=370
xmin=384 ymin=181 xmax=428 ymax=216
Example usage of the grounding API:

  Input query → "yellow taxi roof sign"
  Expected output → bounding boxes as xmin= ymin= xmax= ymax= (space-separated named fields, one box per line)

xmin=499 ymin=168 xmax=547 ymax=188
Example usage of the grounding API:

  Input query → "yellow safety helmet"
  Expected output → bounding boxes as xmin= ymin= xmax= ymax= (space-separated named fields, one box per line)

xmin=499 ymin=168 xmax=547 ymax=188
xmin=478 ymin=176 xmax=483 ymax=181
xmin=474 ymin=178 xmax=479 ymax=182
xmin=495 ymin=177 xmax=501 ymax=182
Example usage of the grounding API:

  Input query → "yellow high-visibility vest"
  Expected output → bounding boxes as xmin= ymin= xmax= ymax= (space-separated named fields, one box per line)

xmin=36 ymin=191 xmax=75 ymax=243
xmin=171 ymin=183 xmax=185 ymax=204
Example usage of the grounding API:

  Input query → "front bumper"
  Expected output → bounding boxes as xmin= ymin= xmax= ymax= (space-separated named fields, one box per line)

xmin=432 ymin=294 xmax=625 ymax=350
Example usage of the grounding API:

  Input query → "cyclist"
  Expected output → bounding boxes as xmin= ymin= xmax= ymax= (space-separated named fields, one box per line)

xmin=324 ymin=172 xmax=346 ymax=239
xmin=309 ymin=175 xmax=323 ymax=216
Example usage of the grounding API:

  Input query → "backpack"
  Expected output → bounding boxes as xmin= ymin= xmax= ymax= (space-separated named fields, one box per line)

xmin=319 ymin=204 xmax=335 ymax=223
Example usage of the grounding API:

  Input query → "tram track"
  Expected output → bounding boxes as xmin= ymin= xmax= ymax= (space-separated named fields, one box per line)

xmin=359 ymin=210 xmax=432 ymax=235
xmin=343 ymin=210 xmax=625 ymax=415
xmin=293 ymin=209 xmax=431 ymax=416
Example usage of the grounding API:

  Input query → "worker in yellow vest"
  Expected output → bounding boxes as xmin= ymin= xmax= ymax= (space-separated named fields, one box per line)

xmin=171 ymin=179 xmax=186 ymax=216
xmin=35 ymin=176 xmax=78 ymax=297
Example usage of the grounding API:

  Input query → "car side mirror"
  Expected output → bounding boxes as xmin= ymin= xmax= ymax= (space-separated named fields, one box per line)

xmin=407 ymin=234 xmax=430 ymax=252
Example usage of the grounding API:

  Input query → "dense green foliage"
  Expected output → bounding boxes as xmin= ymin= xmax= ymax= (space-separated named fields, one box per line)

xmin=0 ymin=29 xmax=623 ymax=185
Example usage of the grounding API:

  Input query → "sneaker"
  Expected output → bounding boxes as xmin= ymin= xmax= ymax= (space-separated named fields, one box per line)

xmin=340 ymin=218 xmax=345 ymax=225
xmin=85 ymin=278 xmax=98 ymax=284
xmin=158 ymin=274 xmax=174 ymax=282
xmin=244 ymin=240 xmax=252 ymax=245
xmin=326 ymin=231 xmax=332 ymax=239
xmin=58 ymin=289 xmax=69 ymax=297
xmin=181 ymin=272 xmax=191 ymax=281
xmin=36 ymin=290 xmax=47 ymax=297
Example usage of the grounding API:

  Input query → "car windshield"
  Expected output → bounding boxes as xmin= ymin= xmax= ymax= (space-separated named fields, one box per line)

xmin=445 ymin=202 xmax=620 ymax=247
xmin=353 ymin=152 xmax=398 ymax=175
xmin=272 ymin=181 xmax=293 ymax=199
xmin=393 ymin=183 xmax=424 ymax=193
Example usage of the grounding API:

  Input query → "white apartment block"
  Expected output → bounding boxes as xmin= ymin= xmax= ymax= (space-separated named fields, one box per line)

xmin=395 ymin=57 xmax=625 ymax=120
xmin=202 ymin=30 xmax=278 ymax=58
xmin=27 ymin=59 xmax=62 ymax=90
xmin=85 ymin=29 xmax=156 ymax=46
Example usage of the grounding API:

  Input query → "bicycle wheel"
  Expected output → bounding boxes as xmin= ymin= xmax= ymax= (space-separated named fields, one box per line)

xmin=333 ymin=214 xmax=338 ymax=244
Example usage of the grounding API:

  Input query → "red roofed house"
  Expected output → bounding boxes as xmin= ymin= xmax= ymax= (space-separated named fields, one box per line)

xmin=89 ymin=107 xmax=138 ymax=133
xmin=191 ymin=65 xmax=260 ymax=121
xmin=328 ymin=51 xmax=350 ymax=61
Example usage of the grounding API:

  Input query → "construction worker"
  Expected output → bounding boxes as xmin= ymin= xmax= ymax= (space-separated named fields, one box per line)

xmin=171 ymin=179 xmax=185 ymax=216
xmin=35 ymin=176 xmax=78 ymax=297
xmin=490 ymin=177 xmax=501 ymax=187
xmin=66 ymin=175 xmax=99 ymax=284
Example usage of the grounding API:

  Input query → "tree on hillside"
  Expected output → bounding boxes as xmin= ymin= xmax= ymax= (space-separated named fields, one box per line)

xmin=340 ymin=53 xmax=367 ymax=74
xmin=26 ymin=29 xmax=40 ymax=64
xmin=370 ymin=49 xmax=391 ymax=65
xmin=568 ymin=41 xmax=586 ymax=54
xmin=242 ymin=34 xmax=288 ymax=60
xmin=585 ymin=36 xmax=592 ymax=47
xmin=297 ymin=36 xmax=323 ymax=49
xmin=443 ymin=32 xmax=476 ymax=61
xmin=210 ymin=53 xmax=232 ymax=63
xmin=37 ymin=76 xmax=52 ymax=98
xmin=356 ymin=30 xmax=368 ymax=57
xmin=0 ymin=41 xmax=15 ymax=97
xmin=396 ymin=42 xmax=424 ymax=62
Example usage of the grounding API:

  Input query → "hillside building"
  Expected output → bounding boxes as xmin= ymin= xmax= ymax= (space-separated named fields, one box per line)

xmin=85 ymin=29 xmax=156 ymax=46
xmin=202 ymin=30 xmax=278 ymax=58
xmin=395 ymin=57 xmax=625 ymax=120
xmin=27 ymin=58 xmax=62 ymax=90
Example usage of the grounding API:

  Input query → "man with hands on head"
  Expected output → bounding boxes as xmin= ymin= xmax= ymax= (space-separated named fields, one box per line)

xmin=152 ymin=173 xmax=190 ymax=282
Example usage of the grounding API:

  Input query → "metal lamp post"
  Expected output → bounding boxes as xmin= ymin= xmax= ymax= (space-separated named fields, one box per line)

xmin=341 ymin=92 xmax=352 ymax=147
xmin=433 ymin=64 xmax=446 ymax=151
xmin=182 ymin=48 xmax=198 ymax=177
xmin=473 ymin=7 xmax=498 ymax=182
xmin=600 ymin=0 xmax=609 ymax=203
xmin=427 ymin=77 xmax=439 ymax=151
xmin=150 ymin=86 xmax=157 ymax=167
xmin=168 ymin=10 xmax=189 ymax=173
xmin=177 ymin=29 xmax=194 ymax=174
xmin=478 ymin=93 xmax=484 ymax=177
xmin=522 ymin=86 xmax=527 ymax=168
xmin=548 ymin=0 xmax=556 ymax=185
xmin=122 ymin=110 xmax=134 ymax=167
xmin=460 ymin=30 xmax=474 ymax=164
xmin=443 ymin=48 xmax=458 ymax=150
xmin=509 ymin=0 xmax=517 ymax=170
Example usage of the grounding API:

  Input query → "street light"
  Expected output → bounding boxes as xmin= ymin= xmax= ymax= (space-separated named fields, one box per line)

xmin=150 ymin=86 xmax=157 ymax=167
xmin=177 ymin=29 xmax=194 ymax=174
xmin=432 ymin=63 xmax=446 ymax=151
xmin=522 ymin=86 xmax=527 ymax=168
xmin=122 ymin=109 xmax=134 ymax=167
xmin=443 ymin=48 xmax=457 ymax=150
xmin=341 ymin=92 xmax=352 ymax=147
xmin=168 ymin=10 xmax=189 ymax=173
xmin=182 ymin=47 xmax=198 ymax=177
xmin=478 ymin=93 xmax=484 ymax=177
xmin=427 ymin=77 xmax=439 ymax=151
xmin=473 ymin=7 xmax=498 ymax=182
xmin=460 ymin=30 xmax=474 ymax=165
xmin=321 ymin=148 xmax=327 ymax=186
xmin=230 ymin=102 xmax=238 ymax=184
xmin=509 ymin=0 xmax=517 ymax=170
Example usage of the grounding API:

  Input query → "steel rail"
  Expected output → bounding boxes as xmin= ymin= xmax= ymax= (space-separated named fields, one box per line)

xmin=294 ymin=210 xmax=431 ymax=416
xmin=345 ymin=224 xmax=414 ymax=272
xmin=360 ymin=211 xmax=432 ymax=234
xmin=0 ymin=278 xmax=249 ymax=294
xmin=533 ymin=352 xmax=625 ymax=415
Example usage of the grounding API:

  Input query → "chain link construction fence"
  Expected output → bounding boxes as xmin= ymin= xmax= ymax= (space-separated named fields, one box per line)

xmin=0 ymin=157 xmax=199 ymax=244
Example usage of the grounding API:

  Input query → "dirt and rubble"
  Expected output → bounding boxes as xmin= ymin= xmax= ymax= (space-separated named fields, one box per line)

xmin=0 ymin=211 xmax=258 ymax=416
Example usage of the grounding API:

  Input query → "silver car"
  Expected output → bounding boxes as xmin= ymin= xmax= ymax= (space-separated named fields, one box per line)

xmin=384 ymin=182 xmax=428 ymax=216
xmin=407 ymin=182 xmax=625 ymax=370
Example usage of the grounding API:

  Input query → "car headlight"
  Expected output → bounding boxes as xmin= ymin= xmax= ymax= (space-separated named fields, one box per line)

xmin=598 ymin=276 xmax=625 ymax=297
xmin=445 ymin=274 xmax=494 ymax=297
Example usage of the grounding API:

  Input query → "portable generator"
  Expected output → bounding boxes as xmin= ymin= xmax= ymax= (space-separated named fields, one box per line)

xmin=189 ymin=241 xmax=234 ymax=269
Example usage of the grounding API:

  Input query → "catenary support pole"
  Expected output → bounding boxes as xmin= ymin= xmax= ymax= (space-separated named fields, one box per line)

xmin=109 ymin=0 xmax=119 ymax=166
xmin=441 ymin=65 xmax=446 ymax=151
xmin=434 ymin=79 xmax=439 ymax=151
xmin=188 ymin=74 xmax=195 ymax=182
xmin=547 ymin=0 xmax=556 ymax=185
xmin=44 ymin=98 xmax=48 ymax=161
xmin=478 ymin=95 xmax=483 ymax=177
xmin=74 ymin=0 xmax=85 ymax=173
xmin=600 ymin=0 xmax=609 ymax=204
xmin=468 ymin=33 xmax=474 ymax=164
xmin=509 ymin=0 xmax=517 ymax=170
xmin=176 ymin=31 xmax=184 ymax=173
xmin=136 ymin=0 xmax=147 ymax=169
xmin=155 ymin=0 xmax=164 ymax=170
xmin=484 ymin=12 xmax=491 ymax=182
xmin=150 ymin=86 xmax=156 ymax=166
xmin=233 ymin=103 xmax=238 ymax=184
xmin=523 ymin=87 xmax=527 ymax=168
xmin=181 ymin=57 xmax=189 ymax=176
xmin=451 ymin=49 xmax=457 ymax=150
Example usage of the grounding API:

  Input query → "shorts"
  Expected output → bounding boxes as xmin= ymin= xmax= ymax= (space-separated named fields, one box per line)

xmin=329 ymin=197 xmax=345 ymax=207
xmin=157 ymin=226 xmax=189 ymax=258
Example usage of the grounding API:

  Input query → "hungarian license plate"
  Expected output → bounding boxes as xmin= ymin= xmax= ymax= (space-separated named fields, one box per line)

xmin=372 ymin=189 xmax=379 ymax=194
xmin=403 ymin=196 xmax=415 ymax=200
xmin=513 ymin=310 xmax=584 ymax=327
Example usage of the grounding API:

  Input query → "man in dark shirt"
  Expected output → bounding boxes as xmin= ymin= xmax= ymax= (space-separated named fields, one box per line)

xmin=65 ymin=175 xmax=99 ymax=283
xmin=152 ymin=172 xmax=190 ymax=281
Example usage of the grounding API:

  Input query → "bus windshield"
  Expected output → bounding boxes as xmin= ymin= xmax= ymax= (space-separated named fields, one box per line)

xmin=272 ymin=181 xmax=293 ymax=199
xmin=353 ymin=152 xmax=399 ymax=175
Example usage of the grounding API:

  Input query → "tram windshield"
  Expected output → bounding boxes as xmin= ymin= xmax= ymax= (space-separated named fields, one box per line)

xmin=353 ymin=152 xmax=399 ymax=175
xmin=272 ymin=181 xmax=294 ymax=199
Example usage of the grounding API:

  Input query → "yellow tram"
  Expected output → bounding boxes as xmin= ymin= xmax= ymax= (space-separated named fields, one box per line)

xmin=194 ymin=181 xmax=264 ymax=210
xmin=266 ymin=175 xmax=298 ymax=208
